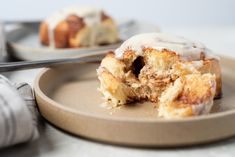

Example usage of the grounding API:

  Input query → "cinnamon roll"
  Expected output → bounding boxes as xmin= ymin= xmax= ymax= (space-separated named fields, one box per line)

xmin=97 ymin=33 xmax=222 ymax=118
xmin=40 ymin=6 xmax=119 ymax=48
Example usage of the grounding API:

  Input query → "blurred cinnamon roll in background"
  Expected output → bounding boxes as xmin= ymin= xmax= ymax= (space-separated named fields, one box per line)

xmin=40 ymin=6 xmax=119 ymax=48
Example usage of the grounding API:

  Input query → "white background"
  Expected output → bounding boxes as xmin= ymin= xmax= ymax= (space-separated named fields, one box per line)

xmin=0 ymin=0 xmax=235 ymax=27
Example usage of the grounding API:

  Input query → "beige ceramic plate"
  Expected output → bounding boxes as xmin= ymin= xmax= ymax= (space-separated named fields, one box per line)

xmin=34 ymin=52 xmax=235 ymax=147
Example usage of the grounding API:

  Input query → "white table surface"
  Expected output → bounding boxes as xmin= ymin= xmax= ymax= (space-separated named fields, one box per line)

xmin=1 ymin=26 xmax=235 ymax=157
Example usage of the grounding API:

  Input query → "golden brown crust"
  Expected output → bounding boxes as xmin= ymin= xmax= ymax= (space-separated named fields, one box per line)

xmin=39 ymin=22 xmax=49 ymax=46
xmin=66 ymin=15 xmax=85 ymax=38
xmin=122 ymin=50 xmax=138 ymax=69
xmin=98 ymin=68 xmax=136 ymax=105
xmin=40 ymin=21 xmax=69 ymax=48
xmin=178 ymin=75 xmax=215 ymax=104
xmin=159 ymin=74 xmax=216 ymax=118
xmin=198 ymin=59 xmax=222 ymax=98
xmin=54 ymin=21 xmax=69 ymax=48
xmin=144 ymin=48 xmax=180 ymax=70
xmin=100 ymin=52 xmax=126 ymax=78
xmin=101 ymin=11 xmax=110 ymax=21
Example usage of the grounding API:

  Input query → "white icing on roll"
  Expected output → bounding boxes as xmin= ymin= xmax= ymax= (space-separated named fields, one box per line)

xmin=115 ymin=33 xmax=219 ymax=60
xmin=45 ymin=6 xmax=103 ymax=48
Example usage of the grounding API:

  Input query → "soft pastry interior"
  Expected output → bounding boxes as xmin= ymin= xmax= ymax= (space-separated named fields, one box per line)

xmin=97 ymin=33 xmax=222 ymax=118
xmin=40 ymin=6 xmax=119 ymax=48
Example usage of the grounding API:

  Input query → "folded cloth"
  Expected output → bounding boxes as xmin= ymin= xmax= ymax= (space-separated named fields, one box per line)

xmin=0 ymin=75 xmax=39 ymax=148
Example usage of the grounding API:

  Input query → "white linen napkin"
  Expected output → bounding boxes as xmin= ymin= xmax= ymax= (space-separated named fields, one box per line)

xmin=0 ymin=21 xmax=39 ymax=148
xmin=0 ymin=75 xmax=39 ymax=148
